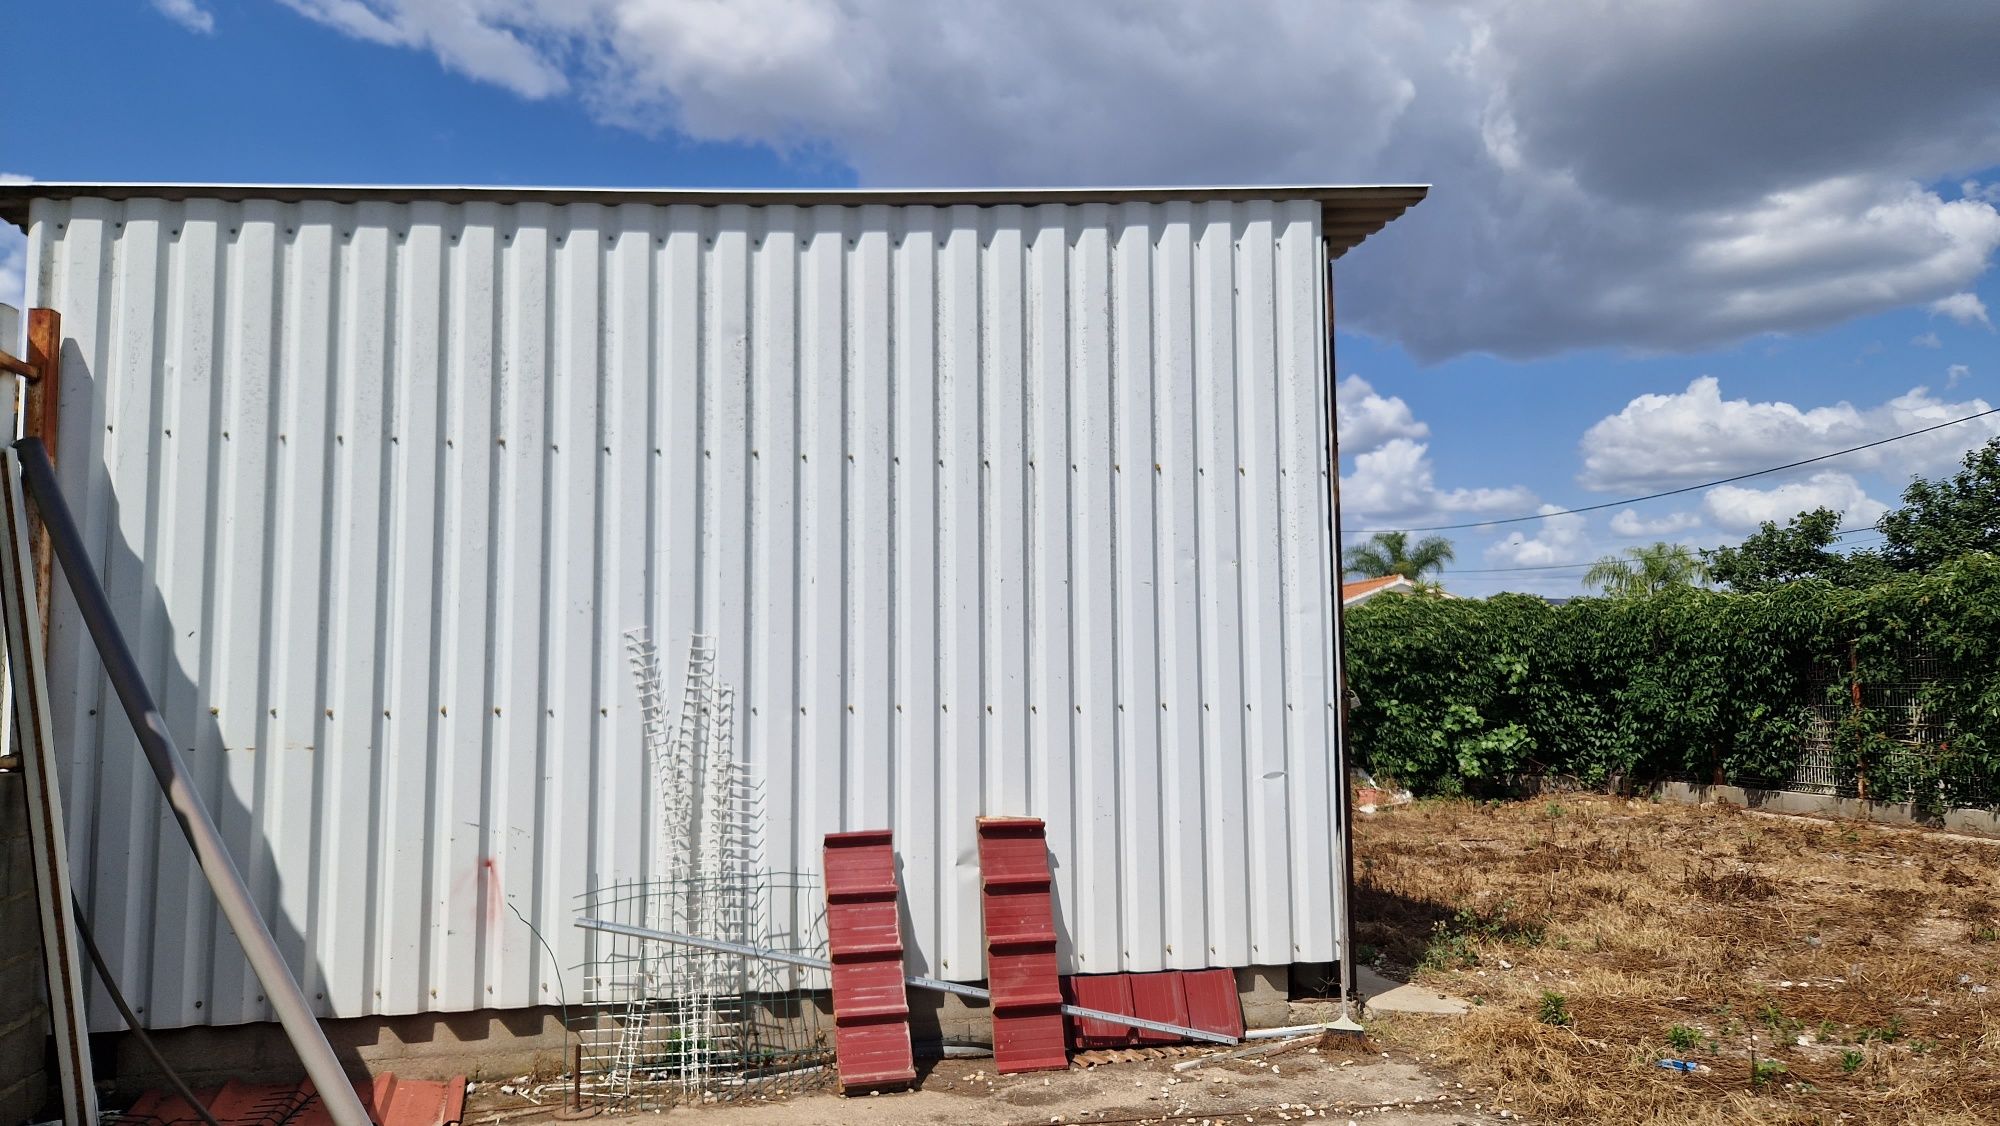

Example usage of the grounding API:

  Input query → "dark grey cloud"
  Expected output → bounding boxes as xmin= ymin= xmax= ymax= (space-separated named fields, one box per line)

xmin=272 ymin=0 xmax=2000 ymax=360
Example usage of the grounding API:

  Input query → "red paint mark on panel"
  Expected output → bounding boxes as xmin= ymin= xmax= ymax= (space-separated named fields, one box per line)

xmin=480 ymin=857 xmax=503 ymax=930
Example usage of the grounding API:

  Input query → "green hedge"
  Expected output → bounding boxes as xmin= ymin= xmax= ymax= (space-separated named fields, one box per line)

xmin=1342 ymin=554 xmax=2000 ymax=805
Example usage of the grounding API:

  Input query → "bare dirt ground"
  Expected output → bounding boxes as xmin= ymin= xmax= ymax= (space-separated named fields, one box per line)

xmin=1354 ymin=795 xmax=2000 ymax=1125
xmin=464 ymin=795 xmax=1999 ymax=1126
xmin=463 ymin=1037 xmax=1505 ymax=1125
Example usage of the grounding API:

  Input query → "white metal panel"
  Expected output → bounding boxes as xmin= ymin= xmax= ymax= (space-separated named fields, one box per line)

xmin=23 ymin=192 xmax=1349 ymax=1030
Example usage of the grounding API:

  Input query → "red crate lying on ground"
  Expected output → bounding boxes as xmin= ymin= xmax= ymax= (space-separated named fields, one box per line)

xmin=824 ymin=829 xmax=917 ymax=1092
xmin=976 ymin=816 xmax=1069 ymax=1073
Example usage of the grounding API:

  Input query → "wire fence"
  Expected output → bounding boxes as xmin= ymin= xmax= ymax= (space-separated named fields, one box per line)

xmin=570 ymin=873 xmax=834 ymax=1112
xmin=1726 ymin=646 xmax=1998 ymax=813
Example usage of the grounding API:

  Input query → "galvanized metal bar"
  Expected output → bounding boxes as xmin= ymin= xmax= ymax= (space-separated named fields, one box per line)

xmin=14 ymin=437 xmax=376 ymax=1126
xmin=574 ymin=916 xmax=1238 ymax=1045
xmin=0 ymin=445 xmax=97 ymax=1126
xmin=1320 ymin=243 xmax=1363 ymax=1034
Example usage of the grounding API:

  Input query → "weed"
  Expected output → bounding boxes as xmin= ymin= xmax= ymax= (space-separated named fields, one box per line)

xmin=1841 ymin=1050 xmax=1865 ymax=1074
xmin=1418 ymin=900 xmax=1546 ymax=971
xmin=1354 ymin=943 xmax=1380 ymax=966
xmin=1817 ymin=1019 xmax=1839 ymax=1043
xmin=1858 ymin=1016 xmax=1905 ymax=1044
xmin=1758 ymin=1000 xmax=1803 ymax=1040
xmin=1667 ymin=1024 xmax=1699 ymax=1053
xmin=1545 ymin=801 xmax=1564 ymax=820
xmin=1537 ymin=991 xmax=1573 ymax=1028
xmin=1750 ymin=1058 xmax=1786 ymax=1087
xmin=1976 ymin=926 xmax=1999 ymax=943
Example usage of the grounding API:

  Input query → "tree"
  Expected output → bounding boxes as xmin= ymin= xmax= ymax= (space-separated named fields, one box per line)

xmin=1346 ymin=531 xmax=1455 ymax=579
xmin=1584 ymin=541 xmax=1709 ymax=598
xmin=1880 ymin=437 xmax=2000 ymax=572
xmin=1706 ymin=507 xmax=1890 ymax=591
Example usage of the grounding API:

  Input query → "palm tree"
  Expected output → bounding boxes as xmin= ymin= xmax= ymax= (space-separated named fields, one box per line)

xmin=1584 ymin=541 xmax=1710 ymax=597
xmin=1345 ymin=531 xmax=1455 ymax=579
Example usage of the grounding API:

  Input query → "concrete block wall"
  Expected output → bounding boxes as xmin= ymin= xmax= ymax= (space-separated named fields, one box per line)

xmin=114 ymin=965 xmax=1306 ymax=1091
xmin=0 ymin=772 xmax=51 ymax=1124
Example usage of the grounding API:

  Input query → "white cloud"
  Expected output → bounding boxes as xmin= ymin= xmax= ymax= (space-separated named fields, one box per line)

xmin=1912 ymin=331 xmax=1943 ymax=348
xmin=1930 ymin=291 xmax=1993 ymax=329
xmin=1701 ymin=470 xmax=1887 ymax=533
xmin=1340 ymin=437 xmax=1536 ymax=529
xmin=1335 ymin=375 xmax=1427 ymax=457
xmin=0 ymin=173 xmax=27 ymax=314
xmin=272 ymin=0 xmax=2000 ymax=361
xmin=1949 ymin=363 xmax=1971 ymax=388
xmin=1579 ymin=376 xmax=2000 ymax=493
xmin=1609 ymin=508 xmax=1702 ymax=537
xmin=278 ymin=0 xmax=568 ymax=96
xmin=1486 ymin=509 xmax=1589 ymax=567
xmin=152 ymin=0 xmax=216 ymax=34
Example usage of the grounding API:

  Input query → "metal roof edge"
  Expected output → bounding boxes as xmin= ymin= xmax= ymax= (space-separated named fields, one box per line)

xmin=0 ymin=181 xmax=1427 ymax=247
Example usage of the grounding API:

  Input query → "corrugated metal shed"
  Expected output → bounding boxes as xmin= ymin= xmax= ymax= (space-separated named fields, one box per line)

xmin=9 ymin=183 xmax=1420 ymax=1031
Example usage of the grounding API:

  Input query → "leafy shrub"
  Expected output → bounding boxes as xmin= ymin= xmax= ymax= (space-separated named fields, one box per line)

xmin=1343 ymin=557 xmax=2000 ymax=801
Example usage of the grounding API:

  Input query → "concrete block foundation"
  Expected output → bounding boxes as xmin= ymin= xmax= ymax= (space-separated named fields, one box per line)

xmin=107 ymin=965 xmax=1310 ymax=1092
xmin=1660 ymin=782 xmax=2000 ymax=838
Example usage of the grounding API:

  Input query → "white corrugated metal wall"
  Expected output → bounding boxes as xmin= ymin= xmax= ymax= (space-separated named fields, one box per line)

xmin=24 ymin=192 xmax=1346 ymax=1031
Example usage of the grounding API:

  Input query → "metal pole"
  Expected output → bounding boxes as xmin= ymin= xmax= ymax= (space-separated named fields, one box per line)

xmin=0 ymin=446 xmax=96 ymax=1126
xmin=574 ymin=916 xmax=1238 ymax=1045
xmin=15 ymin=438 xmax=375 ymax=1126
xmin=1320 ymin=244 xmax=1363 ymax=1034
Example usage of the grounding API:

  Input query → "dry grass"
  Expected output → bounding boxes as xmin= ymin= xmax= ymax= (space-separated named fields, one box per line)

xmin=1353 ymin=795 xmax=2000 ymax=1125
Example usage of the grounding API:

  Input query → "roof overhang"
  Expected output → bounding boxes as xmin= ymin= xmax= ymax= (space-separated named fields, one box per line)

xmin=0 ymin=182 xmax=1426 ymax=259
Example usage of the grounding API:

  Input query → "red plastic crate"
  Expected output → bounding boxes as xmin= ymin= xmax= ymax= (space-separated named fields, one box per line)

xmin=976 ymin=817 xmax=1068 ymax=1073
xmin=824 ymin=830 xmax=916 ymax=1092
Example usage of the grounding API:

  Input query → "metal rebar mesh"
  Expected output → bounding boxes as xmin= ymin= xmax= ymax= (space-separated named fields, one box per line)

xmin=1753 ymin=645 xmax=1995 ymax=810
xmin=571 ymin=875 xmax=834 ymax=1111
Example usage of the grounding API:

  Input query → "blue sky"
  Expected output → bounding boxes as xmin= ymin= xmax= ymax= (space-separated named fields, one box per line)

xmin=5 ymin=0 xmax=1999 ymax=596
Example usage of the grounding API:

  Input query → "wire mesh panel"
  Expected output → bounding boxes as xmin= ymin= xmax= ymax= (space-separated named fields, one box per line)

xmin=573 ymin=875 xmax=834 ymax=1111
xmin=1761 ymin=646 xmax=1995 ymax=812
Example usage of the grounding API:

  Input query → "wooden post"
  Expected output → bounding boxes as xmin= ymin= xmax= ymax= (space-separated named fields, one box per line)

xmin=23 ymin=308 xmax=58 ymax=633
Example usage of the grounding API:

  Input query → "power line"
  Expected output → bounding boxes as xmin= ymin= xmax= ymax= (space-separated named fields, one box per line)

xmin=1438 ymin=561 xmax=1600 ymax=574
xmin=1346 ymin=405 xmax=2000 ymax=535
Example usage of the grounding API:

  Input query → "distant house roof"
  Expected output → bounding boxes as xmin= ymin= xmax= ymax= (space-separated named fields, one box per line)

xmin=1342 ymin=575 xmax=1418 ymax=605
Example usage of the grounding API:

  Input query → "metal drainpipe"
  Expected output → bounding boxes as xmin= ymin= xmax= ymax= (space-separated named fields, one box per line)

xmin=15 ymin=439 xmax=375 ymax=1126
xmin=1321 ymin=242 xmax=1364 ymax=1031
